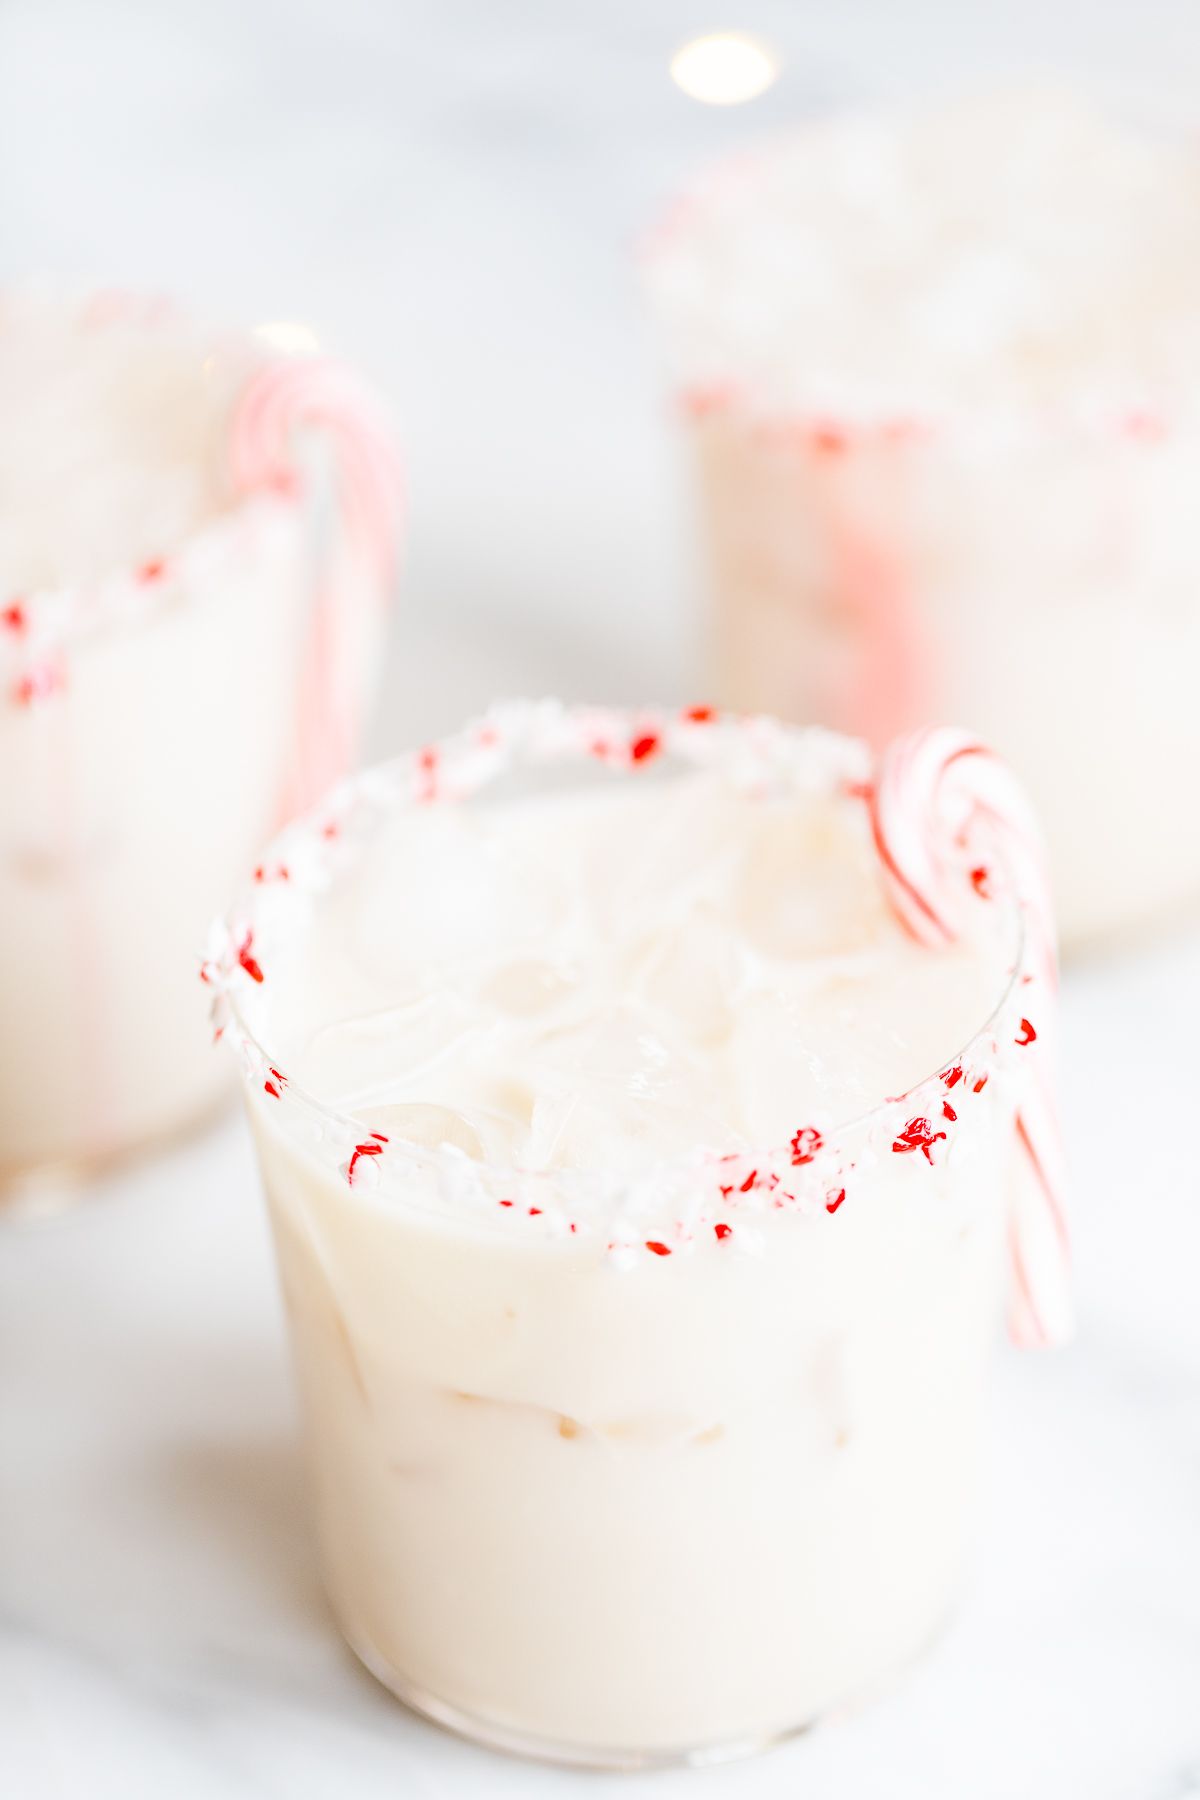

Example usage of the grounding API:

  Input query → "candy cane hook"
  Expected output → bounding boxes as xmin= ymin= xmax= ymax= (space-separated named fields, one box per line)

xmin=229 ymin=352 xmax=404 ymax=814
xmin=870 ymin=726 xmax=1072 ymax=1348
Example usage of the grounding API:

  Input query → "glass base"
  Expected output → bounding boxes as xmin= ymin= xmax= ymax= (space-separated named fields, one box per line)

xmin=341 ymin=1621 xmax=818 ymax=1773
xmin=338 ymin=1597 xmax=961 ymax=1771
xmin=0 ymin=1085 xmax=235 ymax=1220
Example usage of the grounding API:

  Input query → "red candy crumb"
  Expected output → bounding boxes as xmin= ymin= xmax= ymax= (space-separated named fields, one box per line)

xmin=892 ymin=1117 xmax=947 ymax=1164
xmin=498 ymin=1198 xmax=514 ymax=1207
xmin=825 ymin=1188 xmax=846 ymax=1214
xmin=645 ymin=1240 xmax=671 ymax=1256
xmin=969 ymin=865 xmax=991 ymax=898
xmin=943 ymin=1101 xmax=957 ymax=1122
xmin=881 ymin=415 xmax=925 ymax=444
xmin=714 ymin=1221 xmax=733 ymax=1241
xmin=631 ymin=732 xmax=661 ymax=764
xmin=12 ymin=664 xmax=64 ymax=706
xmin=682 ymin=384 xmax=732 ymax=421
xmin=1015 ymin=1018 xmax=1037 ymax=1046
xmin=236 ymin=932 xmax=264 ymax=983
xmin=790 ymin=1126 xmax=823 ymax=1166
xmin=943 ymin=1064 xmax=963 ymax=1089
xmin=1123 ymin=408 xmax=1166 ymax=442
xmin=346 ymin=1139 xmax=385 ymax=1184
xmin=811 ymin=421 xmax=848 ymax=455
xmin=2 ymin=600 xmax=26 ymax=633
xmin=973 ymin=1074 xmax=989 ymax=1094
xmin=683 ymin=705 xmax=715 ymax=723
xmin=528 ymin=1206 xmax=542 ymax=1216
xmin=415 ymin=745 xmax=439 ymax=800
xmin=738 ymin=1169 xmax=757 ymax=1193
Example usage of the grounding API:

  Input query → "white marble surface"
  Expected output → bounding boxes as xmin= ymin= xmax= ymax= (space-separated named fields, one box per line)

xmin=2 ymin=1 xmax=1200 ymax=1793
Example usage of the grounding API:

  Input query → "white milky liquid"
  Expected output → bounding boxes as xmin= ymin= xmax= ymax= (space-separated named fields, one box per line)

xmin=241 ymin=765 xmax=1017 ymax=1761
xmin=0 ymin=298 xmax=381 ymax=1179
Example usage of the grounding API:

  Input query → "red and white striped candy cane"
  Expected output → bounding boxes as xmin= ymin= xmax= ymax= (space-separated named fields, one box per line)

xmin=870 ymin=727 xmax=1072 ymax=1348
xmin=230 ymin=354 xmax=404 ymax=813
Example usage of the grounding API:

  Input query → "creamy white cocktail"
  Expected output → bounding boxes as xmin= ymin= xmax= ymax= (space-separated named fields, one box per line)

xmin=644 ymin=93 xmax=1200 ymax=950
xmin=210 ymin=703 xmax=1067 ymax=1766
xmin=0 ymin=292 xmax=401 ymax=1185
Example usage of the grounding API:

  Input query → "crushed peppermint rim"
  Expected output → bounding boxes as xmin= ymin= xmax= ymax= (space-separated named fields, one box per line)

xmin=0 ymin=287 xmax=402 ymax=696
xmin=0 ymin=291 xmax=288 ymax=677
xmin=641 ymin=93 xmax=1200 ymax=437
xmin=204 ymin=700 xmax=1031 ymax=1256
xmin=2 ymin=485 xmax=301 ymax=697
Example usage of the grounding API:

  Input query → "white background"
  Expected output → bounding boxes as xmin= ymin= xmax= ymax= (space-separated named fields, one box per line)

xmin=2 ymin=3 xmax=1198 ymax=1795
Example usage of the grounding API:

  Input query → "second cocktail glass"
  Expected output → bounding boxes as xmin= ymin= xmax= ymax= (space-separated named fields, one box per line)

xmin=0 ymin=292 xmax=403 ymax=1189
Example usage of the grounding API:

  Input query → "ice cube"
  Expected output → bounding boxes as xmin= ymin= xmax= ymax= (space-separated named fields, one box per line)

xmin=582 ymin=775 xmax=749 ymax=935
xmin=633 ymin=908 xmax=741 ymax=1047
xmin=480 ymin=959 xmax=575 ymax=1019
xmin=524 ymin=1007 xmax=734 ymax=1171
xmin=732 ymin=795 xmax=887 ymax=959
xmin=729 ymin=988 xmax=839 ymax=1145
xmin=342 ymin=805 xmax=571 ymax=990
xmin=293 ymin=991 xmax=483 ymax=1110
xmin=357 ymin=1102 xmax=485 ymax=1159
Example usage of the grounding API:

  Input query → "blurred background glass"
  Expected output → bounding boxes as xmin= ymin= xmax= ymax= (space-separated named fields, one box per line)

xmin=5 ymin=0 xmax=1194 ymax=754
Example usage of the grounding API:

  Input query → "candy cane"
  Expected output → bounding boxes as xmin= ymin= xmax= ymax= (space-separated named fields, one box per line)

xmin=869 ymin=727 xmax=1072 ymax=1348
xmin=804 ymin=427 xmax=930 ymax=747
xmin=230 ymin=354 xmax=404 ymax=814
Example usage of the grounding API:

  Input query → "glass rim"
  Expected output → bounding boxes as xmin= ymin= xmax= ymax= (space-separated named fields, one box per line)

xmin=0 ymin=288 xmax=305 ymax=663
xmin=208 ymin=700 xmax=1029 ymax=1230
xmin=641 ymin=92 xmax=1200 ymax=438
